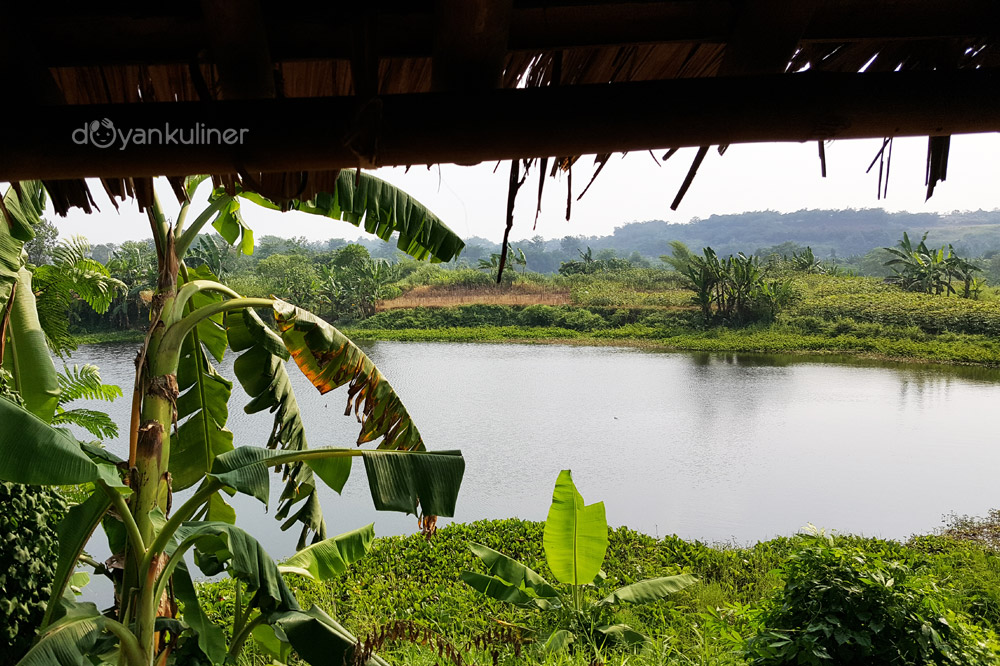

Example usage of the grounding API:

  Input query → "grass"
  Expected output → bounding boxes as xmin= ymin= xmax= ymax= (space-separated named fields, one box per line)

xmin=70 ymin=329 xmax=146 ymax=345
xmin=379 ymin=284 xmax=571 ymax=310
xmin=349 ymin=272 xmax=1000 ymax=368
xmin=198 ymin=516 xmax=1000 ymax=665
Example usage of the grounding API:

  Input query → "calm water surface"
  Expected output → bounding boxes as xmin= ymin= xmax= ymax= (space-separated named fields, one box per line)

xmin=68 ymin=341 xmax=1000 ymax=563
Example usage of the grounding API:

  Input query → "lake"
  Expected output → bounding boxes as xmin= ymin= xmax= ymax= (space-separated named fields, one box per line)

xmin=67 ymin=340 xmax=1000 ymax=563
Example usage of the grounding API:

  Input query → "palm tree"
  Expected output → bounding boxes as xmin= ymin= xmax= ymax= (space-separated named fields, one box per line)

xmin=107 ymin=242 xmax=157 ymax=328
xmin=31 ymin=236 xmax=126 ymax=353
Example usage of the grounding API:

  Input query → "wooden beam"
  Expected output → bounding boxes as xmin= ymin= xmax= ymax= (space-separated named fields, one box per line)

xmin=718 ymin=0 xmax=817 ymax=76
xmin=200 ymin=0 xmax=275 ymax=99
xmin=2 ymin=70 xmax=998 ymax=181
xmin=432 ymin=0 xmax=513 ymax=91
xmin=32 ymin=0 xmax=1000 ymax=66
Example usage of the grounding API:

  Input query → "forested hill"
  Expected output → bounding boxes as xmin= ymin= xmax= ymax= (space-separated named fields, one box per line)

xmin=482 ymin=208 xmax=1000 ymax=264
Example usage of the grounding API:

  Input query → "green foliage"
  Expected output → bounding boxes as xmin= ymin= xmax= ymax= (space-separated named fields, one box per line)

xmin=792 ymin=274 xmax=1000 ymax=336
xmin=462 ymin=472 xmax=696 ymax=654
xmin=0 ymin=482 xmax=68 ymax=666
xmin=478 ymin=246 xmax=527 ymax=283
xmin=681 ymin=248 xmax=794 ymax=325
xmin=559 ymin=247 xmax=632 ymax=276
xmin=192 ymin=515 xmax=1000 ymax=666
xmin=745 ymin=528 xmax=1000 ymax=665
xmin=23 ymin=218 xmax=59 ymax=266
xmin=257 ymin=253 xmax=318 ymax=305
xmin=660 ymin=240 xmax=697 ymax=274
xmin=52 ymin=364 xmax=122 ymax=440
xmin=884 ymin=232 xmax=982 ymax=298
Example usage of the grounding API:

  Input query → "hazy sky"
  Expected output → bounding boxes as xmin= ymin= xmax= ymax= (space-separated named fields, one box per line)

xmin=35 ymin=133 xmax=1000 ymax=247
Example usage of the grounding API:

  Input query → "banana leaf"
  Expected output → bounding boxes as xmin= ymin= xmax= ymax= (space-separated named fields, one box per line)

xmin=42 ymin=490 xmax=112 ymax=629
xmin=171 ymin=265 xmax=234 ymax=491
xmin=278 ymin=523 xmax=374 ymax=582
xmin=461 ymin=542 xmax=560 ymax=608
xmin=543 ymin=470 xmax=609 ymax=586
xmin=0 ymin=183 xmax=61 ymax=418
xmin=14 ymin=602 xmax=106 ymax=666
xmin=236 ymin=171 xmax=464 ymax=263
xmin=1 ymin=180 xmax=44 ymax=242
xmin=0 ymin=398 xmax=98 ymax=484
xmin=229 ymin=308 xmax=326 ymax=545
xmin=172 ymin=560 xmax=228 ymax=663
xmin=211 ymin=196 xmax=255 ymax=255
xmin=543 ymin=629 xmax=575 ymax=654
xmin=270 ymin=605 xmax=390 ymax=666
xmin=175 ymin=521 xmax=299 ymax=614
xmin=272 ymin=299 xmax=423 ymax=452
xmin=598 ymin=574 xmax=699 ymax=607
xmin=6 ymin=268 xmax=61 ymax=419
xmin=208 ymin=445 xmax=464 ymax=517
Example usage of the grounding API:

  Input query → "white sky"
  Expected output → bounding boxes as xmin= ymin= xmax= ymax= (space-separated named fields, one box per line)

xmin=38 ymin=133 xmax=1000 ymax=247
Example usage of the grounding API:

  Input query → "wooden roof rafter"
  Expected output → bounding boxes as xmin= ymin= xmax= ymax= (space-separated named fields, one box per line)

xmin=0 ymin=0 xmax=997 ymax=224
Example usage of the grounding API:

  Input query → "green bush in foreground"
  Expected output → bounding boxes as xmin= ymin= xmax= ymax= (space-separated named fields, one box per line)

xmin=745 ymin=528 xmax=1000 ymax=666
xmin=0 ymin=482 xmax=68 ymax=666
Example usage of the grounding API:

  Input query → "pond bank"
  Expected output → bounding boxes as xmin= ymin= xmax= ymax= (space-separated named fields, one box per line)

xmin=344 ymin=325 xmax=1000 ymax=368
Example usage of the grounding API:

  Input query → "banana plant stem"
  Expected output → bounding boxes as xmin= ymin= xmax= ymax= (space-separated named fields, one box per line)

xmin=100 ymin=481 xmax=146 ymax=559
xmin=175 ymin=195 xmax=233 ymax=258
xmin=159 ymin=298 xmax=274 ymax=359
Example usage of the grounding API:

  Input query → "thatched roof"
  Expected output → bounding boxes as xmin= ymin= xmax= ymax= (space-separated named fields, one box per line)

xmin=2 ymin=1 xmax=999 ymax=219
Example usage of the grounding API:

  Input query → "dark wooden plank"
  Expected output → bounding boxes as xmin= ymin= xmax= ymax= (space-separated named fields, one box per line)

xmin=2 ymin=70 xmax=998 ymax=181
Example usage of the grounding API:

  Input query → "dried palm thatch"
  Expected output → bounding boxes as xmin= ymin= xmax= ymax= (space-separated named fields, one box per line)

xmin=2 ymin=1 xmax=997 ymax=240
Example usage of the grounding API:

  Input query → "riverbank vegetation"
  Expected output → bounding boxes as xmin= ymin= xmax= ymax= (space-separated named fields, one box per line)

xmin=196 ymin=511 xmax=1000 ymax=665
xmin=61 ymin=221 xmax=1000 ymax=367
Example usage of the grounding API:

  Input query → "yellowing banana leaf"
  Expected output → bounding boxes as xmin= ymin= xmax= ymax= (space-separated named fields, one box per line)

xmin=543 ymin=470 xmax=609 ymax=586
xmin=229 ymin=308 xmax=327 ymax=546
xmin=0 ymin=398 xmax=98 ymax=485
xmin=598 ymin=574 xmax=699 ymax=607
xmin=272 ymin=299 xmax=423 ymax=452
xmin=278 ymin=523 xmax=374 ymax=582
xmin=236 ymin=171 xmax=464 ymax=263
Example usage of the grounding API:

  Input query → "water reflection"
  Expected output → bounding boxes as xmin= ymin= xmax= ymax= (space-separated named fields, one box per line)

xmin=66 ymin=342 xmax=1000 ymax=562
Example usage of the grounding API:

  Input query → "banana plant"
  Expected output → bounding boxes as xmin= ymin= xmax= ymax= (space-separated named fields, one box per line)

xmin=0 ymin=173 xmax=467 ymax=665
xmin=461 ymin=470 xmax=697 ymax=654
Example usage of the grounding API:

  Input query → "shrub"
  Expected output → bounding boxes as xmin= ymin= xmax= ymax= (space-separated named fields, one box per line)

xmin=0 ymin=482 xmax=68 ymax=665
xmin=745 ymin=529 xmax=1000 ymax=665
xmin=783 ymin=315 xmax=828 ymax=335
xmin=518 ymin=304 xmax=560 ymax=327
xmin=555 ymin=308 xmax=607 ymax=331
